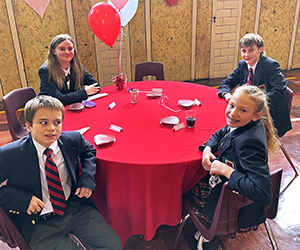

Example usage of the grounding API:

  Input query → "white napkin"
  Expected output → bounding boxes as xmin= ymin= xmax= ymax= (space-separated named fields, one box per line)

xmin=76 ymin=127 xmax=90 ymax=135
xmin=88 ymin=93 xmax=108 ymax=101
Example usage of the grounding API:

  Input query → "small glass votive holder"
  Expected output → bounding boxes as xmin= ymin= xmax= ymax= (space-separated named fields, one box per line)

xmin=130 ymin=89 xmax=139 ymax=104
xmin=185 ymin=110 xmax=196 ymax=128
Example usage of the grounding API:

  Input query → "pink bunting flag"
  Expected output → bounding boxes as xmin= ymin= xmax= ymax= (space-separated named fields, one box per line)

xmin=167 ymin=0 xmax=179 ymax=7
xmin=24 ymin=0 xmax=51 ymax=18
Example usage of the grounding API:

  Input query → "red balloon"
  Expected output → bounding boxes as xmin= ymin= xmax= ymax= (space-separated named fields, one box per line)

xmin=88 ymin=3 xmax=121 ymax=47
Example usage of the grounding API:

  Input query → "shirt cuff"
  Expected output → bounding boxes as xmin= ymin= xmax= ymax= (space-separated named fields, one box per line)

xmin=222 ymin=92 xmax=228 ymax=98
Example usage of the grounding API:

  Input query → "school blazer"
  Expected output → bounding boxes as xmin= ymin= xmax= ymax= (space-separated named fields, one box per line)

xmin=0 ymin=132 xmax=97 ymax=242
xmin=199 ymin=120 xmax=272 ymax=227
xmin=218 ymin=55 xmax=292 ymax=137
xmin=38 ymin=61 xmax=98 ymax=105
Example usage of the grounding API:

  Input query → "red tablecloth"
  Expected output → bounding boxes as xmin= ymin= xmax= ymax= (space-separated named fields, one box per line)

xmin=62 ymin=81 xmax=227 ymax=244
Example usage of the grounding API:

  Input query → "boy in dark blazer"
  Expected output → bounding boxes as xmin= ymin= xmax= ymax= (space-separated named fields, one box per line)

xmin=0 ymin=95 xmax=122 ymax=250
xmin=218 ymin=33 xmax=291 ymax=137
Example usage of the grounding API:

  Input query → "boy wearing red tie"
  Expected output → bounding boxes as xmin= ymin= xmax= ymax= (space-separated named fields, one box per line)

xmin=0 ymin=95 xmax=122 ymax=250
xmin=218 ymin=33 xmax=291 ymax=137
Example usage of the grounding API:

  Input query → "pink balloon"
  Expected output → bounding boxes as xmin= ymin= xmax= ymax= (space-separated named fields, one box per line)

xmin=110 ymin=0 xmax=129 ymax=10
xmin=108 ymin=0 xmax=138 ymax=27
xmin=88 ymin=3 xmax=121 ymax=47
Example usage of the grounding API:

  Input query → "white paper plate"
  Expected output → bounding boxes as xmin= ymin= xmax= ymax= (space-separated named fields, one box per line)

xmin=160 ymin=116 xmax=179 ymax=126
xmin=178 ymin=99 xmax=195 ymax=109
xmin=94 ymin=134 xmax=116 ymax=146
xmin=147 ymin=91 xmax=162 ymax=99
xmin=67 ymin=103 xmax=85 ymax=111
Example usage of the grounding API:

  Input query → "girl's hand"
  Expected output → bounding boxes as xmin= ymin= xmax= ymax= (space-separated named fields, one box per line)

xmin=85 ymin=83 xmax=101 ymax=95
xmin=224 ymin=93 xmax=232 ymax=102
xmin=210 ymin=160 xmax=234 ymax=179
xmin=202 ymin=146 xmax=215 ymax=171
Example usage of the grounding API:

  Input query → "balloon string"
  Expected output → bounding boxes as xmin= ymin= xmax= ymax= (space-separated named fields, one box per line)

xmin=159 ymin=94 xmax=181 ymax=112
xmin=113 ymin=54 xmax=119 ymax=74
xmin=118 ymin=9 xmax=123 ymax=24
xmin=119 ymin=29 xmax=123 ymax=75
xmin=121 ymin=29 xmax=127 ymax=36
xmin=130 ymin=90 xmax=181 ymax=113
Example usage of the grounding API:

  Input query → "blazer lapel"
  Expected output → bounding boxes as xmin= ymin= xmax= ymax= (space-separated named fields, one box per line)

xmin=253 ymin=55 xmax=265 ymax=86
xmin=242 ymin=63 xmax=249 ymax=85
xmin=69 ymin=74 xmax=76 ymax=91
xmin=20 ymin=136 xmax=43 ymax=199
xmin=58 ymin=135 xmax=79 ymax=184
xmin=217 ymin=121 xmax=258 ymax=156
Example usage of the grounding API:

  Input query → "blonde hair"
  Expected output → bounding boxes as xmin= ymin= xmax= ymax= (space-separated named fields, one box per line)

xmin=233 ymin=85 xmax=279 ymax=154
xmin=47 ymin=34 xmax=84 ymax=91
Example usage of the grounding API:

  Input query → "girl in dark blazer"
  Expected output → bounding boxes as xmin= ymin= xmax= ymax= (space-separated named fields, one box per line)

xmin=39 ymin=34 xmax=101 ymax=105
xmin=218 ymin=33 xmax=291 ymax=137
xmin=192 ymin=85 xmax=279 ymax=232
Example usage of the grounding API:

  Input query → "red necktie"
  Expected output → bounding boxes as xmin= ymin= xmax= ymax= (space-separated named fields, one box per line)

xmin=248 ymin=68 xmax=253 ymax=85
xmin=44 ymin=148 xmax=67 ymax=215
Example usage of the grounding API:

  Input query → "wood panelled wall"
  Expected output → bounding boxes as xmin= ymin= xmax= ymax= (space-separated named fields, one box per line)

xmin=0 ymin=0 xmax=300 ymax=99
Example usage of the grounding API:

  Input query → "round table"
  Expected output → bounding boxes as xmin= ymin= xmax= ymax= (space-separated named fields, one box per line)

xmin=62 ymin=81 xmax=227 ymax=244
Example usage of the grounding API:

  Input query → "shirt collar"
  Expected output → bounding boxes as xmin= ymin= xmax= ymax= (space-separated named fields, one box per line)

xmin=247 ymin=60 xmax=258 ymax=72
xmin=228 ymin=126 xmax=237 ymax=133
xmin=32 ymin=138 xmax=60 ymax=157
xmin=62 ymin=66 xmax=70 ymax=77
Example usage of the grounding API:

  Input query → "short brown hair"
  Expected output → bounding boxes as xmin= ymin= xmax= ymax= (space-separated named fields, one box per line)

xmin=24 ymin=95 xmax=65 ymax=126
xmin=239 ymin=33 xmax=266 ymax=56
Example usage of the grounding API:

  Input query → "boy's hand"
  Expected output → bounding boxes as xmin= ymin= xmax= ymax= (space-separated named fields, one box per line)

xmin=27 ymin=196 xmax=44 ymax=215
xmin=75 ymin=187 xmax=92 ymax=198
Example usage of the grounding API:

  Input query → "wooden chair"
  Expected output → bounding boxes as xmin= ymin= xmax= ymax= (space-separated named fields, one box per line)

xmin=134 ymin=61 xmax=165 ymax=81
xmin=279 ymin=87 xmax=298 ymax=192
xmin=0 ymin=206 xmax=90 ymax=250
xmin=173 ymin=168 xmax=283 ymax=250
xmin=2 ymin=87 xmax=36 ymax=141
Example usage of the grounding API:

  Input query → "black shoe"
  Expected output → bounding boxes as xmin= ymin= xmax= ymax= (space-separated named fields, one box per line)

xmin=203 ymin=241 xmax=213 ymax=250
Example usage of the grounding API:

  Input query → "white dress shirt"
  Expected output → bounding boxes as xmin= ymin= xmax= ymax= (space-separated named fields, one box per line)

xmin=32 ymin=138 xmax=72 ymax=214
xmin=62 ymin=66 xmax=71 ymax=90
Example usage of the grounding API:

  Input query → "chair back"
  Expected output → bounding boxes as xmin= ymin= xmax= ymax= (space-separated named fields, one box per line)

xmin=2 ymin=87 xmax=36 ymax=141
xmin=0 ymin=206 xmax=31 ymax=250
xmin=0 ymin=205 xmax=90 ymax=250
xmin=266 ymin=168 xmax=283 ymax=219
xmin=286 ymin=86 xmax=293 ymax=115
xmin=135 ymin=61 xmax=165 ymax=81
xmin=183 ymin=168 xmax=283 ymax=241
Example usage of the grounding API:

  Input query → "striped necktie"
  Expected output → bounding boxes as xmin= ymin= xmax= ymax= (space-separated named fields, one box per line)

xmin=248 ymin=68 xmax=253 ymax=85
xmin=44 ymin=148 xmax=67 ymax=215
xmin=65 ymin=74 xmax=71 ymax=89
